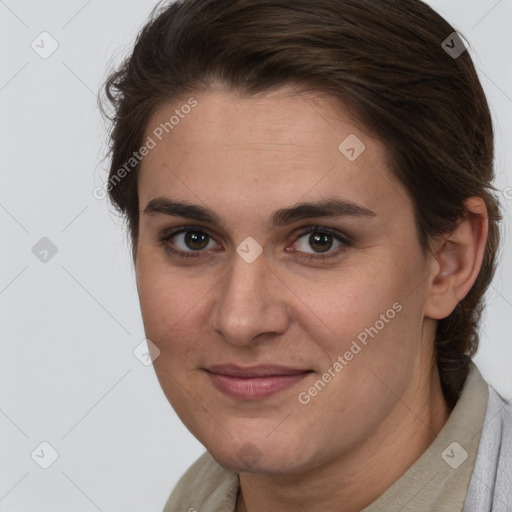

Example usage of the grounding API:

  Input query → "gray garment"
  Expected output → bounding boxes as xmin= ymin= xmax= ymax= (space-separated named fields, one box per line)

xmin=462 ymin=384 xmax=512 ymax=511
xmin=162 ymin=362 xmax=511 ymax=511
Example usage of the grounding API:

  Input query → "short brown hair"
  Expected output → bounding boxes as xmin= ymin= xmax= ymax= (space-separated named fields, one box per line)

xmin=101 ymin=0 xmax=502 ymax=406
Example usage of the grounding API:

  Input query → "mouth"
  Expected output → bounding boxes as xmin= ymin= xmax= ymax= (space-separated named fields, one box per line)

xmin=204 ymin=364 xmax=314 ymax=400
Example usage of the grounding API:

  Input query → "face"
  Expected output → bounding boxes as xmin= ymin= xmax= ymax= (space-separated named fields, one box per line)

xmin=135 ymin=85 xmax=437 ymax=474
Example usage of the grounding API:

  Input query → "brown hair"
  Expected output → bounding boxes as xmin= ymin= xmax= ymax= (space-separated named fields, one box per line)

xmin=101 ymin=0 xmax=502 ymax=406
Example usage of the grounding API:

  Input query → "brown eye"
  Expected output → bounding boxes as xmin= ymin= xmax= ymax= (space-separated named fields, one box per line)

xmin=183 ymin=231 xmax=210 ymax=250
xmin=289 ymin=226 xmax=353 ymax=260
xmin=159 ymin=226 xmax=221 ymax=257
xmin=308 ymin=232 xmax=334 ymax=253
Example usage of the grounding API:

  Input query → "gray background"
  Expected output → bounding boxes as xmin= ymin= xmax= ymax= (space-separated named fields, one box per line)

xmin=1 ymin=0 xmax=511 ymax=510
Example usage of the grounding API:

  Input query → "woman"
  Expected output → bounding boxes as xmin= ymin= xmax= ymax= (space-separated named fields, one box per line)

xmin=101 ymin=0 xmax=511 ymax=510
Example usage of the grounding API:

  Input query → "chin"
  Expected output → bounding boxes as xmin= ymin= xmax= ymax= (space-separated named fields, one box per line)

xmin=204 ymin=429 xmax=316 ymax=475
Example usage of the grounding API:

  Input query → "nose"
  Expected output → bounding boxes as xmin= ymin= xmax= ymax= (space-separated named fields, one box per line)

xmin=209 ymin=250 xmax=290 ymax=346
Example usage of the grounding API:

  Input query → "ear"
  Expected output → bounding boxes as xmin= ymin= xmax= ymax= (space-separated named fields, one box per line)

xmin=424 ymin=197 xmax=489 ymax=320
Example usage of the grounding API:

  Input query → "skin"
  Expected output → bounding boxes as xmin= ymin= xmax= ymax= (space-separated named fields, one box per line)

xmin=134 ymin=84 xmax=488 ymax=511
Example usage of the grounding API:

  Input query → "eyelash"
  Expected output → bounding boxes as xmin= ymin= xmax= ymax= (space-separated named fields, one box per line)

xmin=158 ymin=225 xmax=353 ymax=261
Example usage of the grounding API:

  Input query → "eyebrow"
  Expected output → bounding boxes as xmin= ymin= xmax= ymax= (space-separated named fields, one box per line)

xmin=143 ymin=197 xmax=376 ymax=229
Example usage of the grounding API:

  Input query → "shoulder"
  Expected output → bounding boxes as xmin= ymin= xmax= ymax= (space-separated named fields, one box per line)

xmin=485 ymin=384 xmax=512 ymax=437
xmin=162 ymin=451 xmax=239 ymax=512
xmin=488 ymin=384 xmax=512 ymax=453
xmin=487 ymin=385 xmax=512 ymax=506
xmin=464 ymin=379 xmax=512 ymax=511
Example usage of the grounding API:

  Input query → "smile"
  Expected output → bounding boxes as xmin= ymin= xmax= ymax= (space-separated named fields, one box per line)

xmin=204 ymin=365 xmax=313 ymax=400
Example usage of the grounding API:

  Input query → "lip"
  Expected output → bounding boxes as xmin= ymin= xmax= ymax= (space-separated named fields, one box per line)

xmin=205 ymin=364 xmax=313 ymax=400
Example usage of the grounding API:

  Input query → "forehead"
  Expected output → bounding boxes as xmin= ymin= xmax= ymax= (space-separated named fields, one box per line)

xmin=137 ymin=86 xmax=413 ymax=227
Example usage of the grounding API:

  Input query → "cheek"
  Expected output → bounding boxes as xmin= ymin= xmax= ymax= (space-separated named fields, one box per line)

xmin=136 ymin=261 xmax=211 ymax=411
xmin=289 ymin=265 xmax=400 ymax=343
xmin=293 ymin=260 xmax=425 ymax=383
xmin=136 ymin=254 xmax=218 ymax=368
xmin=136 ymin=252 xmax=191 ymax=344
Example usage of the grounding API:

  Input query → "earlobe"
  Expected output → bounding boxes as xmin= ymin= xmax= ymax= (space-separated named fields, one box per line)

xmin=424 ymin=197 xmax=489 ymax=320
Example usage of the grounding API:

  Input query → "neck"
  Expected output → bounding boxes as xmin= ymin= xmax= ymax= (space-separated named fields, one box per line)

xmin=235 ymin=364 xmax=452 ymax=512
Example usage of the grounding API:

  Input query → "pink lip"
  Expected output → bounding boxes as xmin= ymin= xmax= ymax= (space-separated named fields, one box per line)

xmin=205 ymin=364 xmax=312 ymax=400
